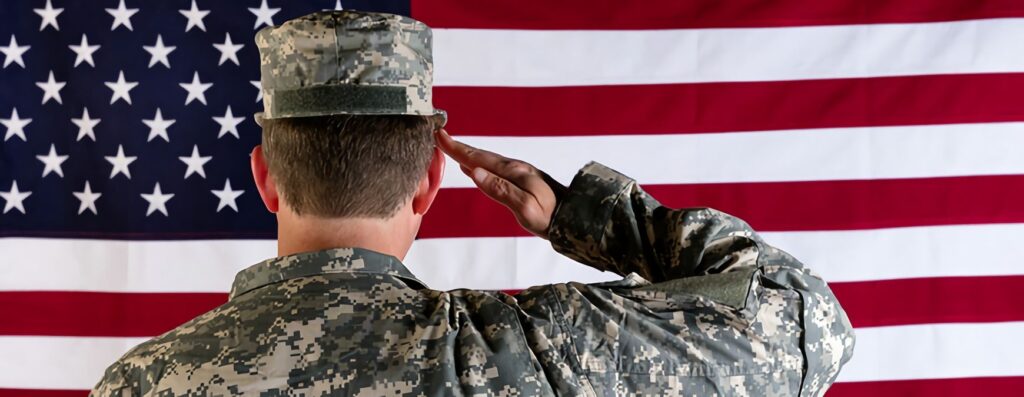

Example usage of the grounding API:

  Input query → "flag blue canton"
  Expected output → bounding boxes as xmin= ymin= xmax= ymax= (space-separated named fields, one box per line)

xmin=0 ymin=0 xmax=409 ymax=239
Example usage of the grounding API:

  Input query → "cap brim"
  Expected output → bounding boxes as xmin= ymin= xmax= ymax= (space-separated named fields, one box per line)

xmin=253 ymin=109 xmax=446 ymax=129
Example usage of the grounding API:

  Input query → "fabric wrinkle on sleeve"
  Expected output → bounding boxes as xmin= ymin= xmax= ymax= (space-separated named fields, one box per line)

xmin=545 ymin=161 xmax=856 ymax=396
xmin=548 ymin=161 xmax=634 ymax=275
xmin=548 ymin=161 xmax=763 ymax=282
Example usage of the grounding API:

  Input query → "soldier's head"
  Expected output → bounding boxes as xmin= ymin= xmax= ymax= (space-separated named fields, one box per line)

xmin=249 ymin=10 xmax=447 ymax=253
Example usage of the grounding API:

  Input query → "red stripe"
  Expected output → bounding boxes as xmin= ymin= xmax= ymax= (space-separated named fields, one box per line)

xmin=4 ymin=276 xmax=1024 ymax=337
xmin=422 ymin=174 xmax=1024 ymax=238
xmin=826 ymin=376 xmax=1024 ymax=396
xmin=0 ymin=390 xmax=85 ymax=397
xmin=832 ymin=276 xmax=1024 ymax=328
xmin=0 ymin=292 xmax=226 ymax=337
xmin=436 ymin=73 xmax=1024 ymax=136
xmin=413 ymin=0 xmax=1024 ymax=29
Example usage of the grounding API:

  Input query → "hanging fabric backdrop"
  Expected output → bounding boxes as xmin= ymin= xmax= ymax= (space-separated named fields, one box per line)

xmin=2 ymin=0 xmax=1024 ymax=395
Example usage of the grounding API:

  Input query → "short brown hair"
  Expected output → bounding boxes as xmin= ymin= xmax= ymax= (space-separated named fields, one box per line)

xmin=260 ymin=114 xmax=437 ymax=218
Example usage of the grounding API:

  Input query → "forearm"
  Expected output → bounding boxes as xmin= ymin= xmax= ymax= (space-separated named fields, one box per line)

xmin=548 ymin=162 xmax=773 ymax=282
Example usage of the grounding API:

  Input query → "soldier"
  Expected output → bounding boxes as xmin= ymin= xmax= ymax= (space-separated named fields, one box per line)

xmin=91 ymin=10 xmax=854 ymax=397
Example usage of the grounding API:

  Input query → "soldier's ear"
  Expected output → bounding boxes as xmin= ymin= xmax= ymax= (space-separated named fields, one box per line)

xmin=251 ymin=145 xmax=280 ymax=213
xmin=412 ymin=146 xmax=445 ymax=216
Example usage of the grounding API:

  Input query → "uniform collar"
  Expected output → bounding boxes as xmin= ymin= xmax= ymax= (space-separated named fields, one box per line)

xmin=229 ymin=247 xmax=427 ymax=300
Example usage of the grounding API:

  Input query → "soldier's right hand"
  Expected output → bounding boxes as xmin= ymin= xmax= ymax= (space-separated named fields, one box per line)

xmin=435 ymin=129 xmax=566 ymax=240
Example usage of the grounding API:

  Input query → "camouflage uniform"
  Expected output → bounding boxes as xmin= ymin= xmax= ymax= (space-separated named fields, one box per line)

xmin=92 ymin=10 xmax=855 ymax=396
xmin=91 ymin=162 xmax=855 ymax=396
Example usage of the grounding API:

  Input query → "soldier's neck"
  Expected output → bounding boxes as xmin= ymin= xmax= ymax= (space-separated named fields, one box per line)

xmin=276 ymin=211 xmax=416 ymax=262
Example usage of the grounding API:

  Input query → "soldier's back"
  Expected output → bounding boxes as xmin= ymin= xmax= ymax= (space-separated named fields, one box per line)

xmin=93 ymin=270 xmax=558 ymax=396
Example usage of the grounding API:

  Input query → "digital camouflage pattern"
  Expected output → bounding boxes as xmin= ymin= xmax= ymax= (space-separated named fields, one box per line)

xmin=546 ymin=162 xmax=856 ymax=396
xmin=255 ymin=11 xmax=446 ymax=125
xmin=91 ymin=162 xmax=855 ymax=396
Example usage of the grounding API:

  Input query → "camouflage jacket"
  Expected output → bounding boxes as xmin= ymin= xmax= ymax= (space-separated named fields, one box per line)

xmin=91 ymin=162 xmax=855 ymax=396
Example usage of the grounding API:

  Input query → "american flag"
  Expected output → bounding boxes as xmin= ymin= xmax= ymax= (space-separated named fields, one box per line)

xmin=2 ymin=0 xmax=1024 ymax=395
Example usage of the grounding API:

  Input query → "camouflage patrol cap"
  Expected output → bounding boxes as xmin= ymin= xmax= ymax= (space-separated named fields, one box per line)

xmin=254 ymin=10 xmax=446 ymax=127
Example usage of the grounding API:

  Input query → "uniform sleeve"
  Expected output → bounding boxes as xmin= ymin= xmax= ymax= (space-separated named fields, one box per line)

xmin=89 ymin=362 xmax=132 ymax=397
xmin=546 ymin=162 xmax=855 ymax=396
xmin=549 ymin=161 xmax=771 ymax=281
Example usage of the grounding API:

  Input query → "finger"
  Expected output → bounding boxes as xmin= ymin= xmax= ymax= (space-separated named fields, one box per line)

xmin=435 ymin=129 xmax=509 ymax=175
xmin=434 ymin=129 xmax=463 ymax=158
xmin=492 ymin=159 xmax=552 ymax=201
xmin=471 ymin=167 xmax=548 ymax=236
xmin=470 ymin=167 xmax=532 ymax=214
xmin=436 ymin=130 xmax=552 ymax=202
xmin=434 ymin=129 xmax=470 ymax=162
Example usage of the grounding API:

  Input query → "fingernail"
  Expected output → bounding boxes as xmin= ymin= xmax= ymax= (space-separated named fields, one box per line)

xmin=472 ymin=168 xmax=488 ymax=183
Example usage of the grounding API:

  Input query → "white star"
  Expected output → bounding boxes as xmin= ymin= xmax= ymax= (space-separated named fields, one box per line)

xmin=248 ymin=0 xmax=280 ymax=29
xmin=36 ymin=71 xmax=66 ymax=105
xmin=179 ymin=145 xmax=212 ymax=179
xmin=0 ymin=181 xmax=32 ymax=214
xmin=1 ymin=108 xmax=31 ymax=142
xmin=1 ymin=35 xmax=31 ymax=68
xmin=142 ymin=108 xmax=176 ymax=142
xmin=141 ymin=183 xmax=174 ymax=216
xmin=33 ymin=0 xmax=64 ymax=31
xmin=179 ymin=72 xmax=212 ymax=105
xmin=211 ymin=179 xmax=244 ymax=212
xmin=72 ymin=107 xmax=101 ymax=141
xmin=73 ymin=181 xmax=102 ymax=215
xmin=68 ymin=34 xmax=100 ymax=67
xmin=213 ymin=106 xmax=244 ymax=138
xmin=179 ymin=0 xmax=209 ymax=32
xmin=212 ymin=33 xmax=243 ymax=66
xmin=105 ymin=71 xmax=138 ymax=105
xmin=104 ymin=144 xmax=137 ymax=179
xmin=36 ymin=144 xmax=69 ymax=178
xmin=251 ymin=80 xmax=263 ymax=102
xmin=106 ymin=0 xmax=139 ymax=31
xmin=143 ymin=35 xmax=176 ymax=68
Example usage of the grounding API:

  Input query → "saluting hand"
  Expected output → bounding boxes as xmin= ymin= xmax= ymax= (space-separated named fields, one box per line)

xmin=435 ymin=129 xmax=566 ymax=240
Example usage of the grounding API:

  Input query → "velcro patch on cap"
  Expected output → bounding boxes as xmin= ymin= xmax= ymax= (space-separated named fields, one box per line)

xmin=270 ymin=84 xmax=409 ymax=118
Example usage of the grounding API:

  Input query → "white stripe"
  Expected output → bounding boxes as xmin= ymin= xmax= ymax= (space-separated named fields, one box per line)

xmin=444 ymin=122 xmax=1024 ymax=189
xmin=0 ymin=239 xmax=274 ymax=293
xmin=836 ymin=322 xmax=1024 ymax=382
xmin=763 ymin=223 xmax=1024 ymax=283
xmin=434 ymin=18 xmax=1024 ymax=86
xmin=3 ymin=322 xmax=1023 ymax=389
xmin=2 ymin=223 xmax=1023 ymax=293
xmin=0 ymin=336 xmax=148 ymax=390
